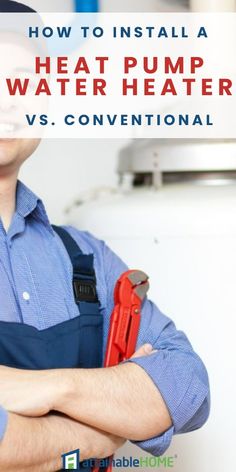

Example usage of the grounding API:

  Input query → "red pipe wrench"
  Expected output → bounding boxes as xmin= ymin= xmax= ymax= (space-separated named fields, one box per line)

xmin=93 ymin=269 xmax=149 ymax=472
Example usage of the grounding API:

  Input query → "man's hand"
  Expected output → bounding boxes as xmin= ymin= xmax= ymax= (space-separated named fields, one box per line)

xmin=0 ymin=344 xmax=154 ymax=417
xmin=0 ymin=366 xmax=58 ymax=416
xmin=0 ymin=412 xmax=126 ymax=472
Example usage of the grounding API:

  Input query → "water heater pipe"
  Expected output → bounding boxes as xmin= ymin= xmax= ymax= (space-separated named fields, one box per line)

xmin=75 ymin=0 xmax=99 ymax=12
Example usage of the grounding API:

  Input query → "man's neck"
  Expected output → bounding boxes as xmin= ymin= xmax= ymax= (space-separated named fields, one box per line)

xmin=0 ymin=175 xmax=18 ymax=232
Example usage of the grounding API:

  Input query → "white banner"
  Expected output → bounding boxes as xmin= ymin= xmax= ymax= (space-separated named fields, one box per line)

xmin=0 ymin=12 xmax=235 ymax=138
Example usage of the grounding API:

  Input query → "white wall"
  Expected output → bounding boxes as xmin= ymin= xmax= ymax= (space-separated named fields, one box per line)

xmin=20 ymin=139 xmax=128 ymax=223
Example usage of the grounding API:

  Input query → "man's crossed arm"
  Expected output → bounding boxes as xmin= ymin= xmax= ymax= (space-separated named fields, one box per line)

xmin=0 ymin=344 xmax=172 ymax=436
xmin=0 ymin=344 xmax=169 ymax=471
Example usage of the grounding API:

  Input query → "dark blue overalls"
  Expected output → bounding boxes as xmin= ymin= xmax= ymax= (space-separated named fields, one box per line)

xmin=0 ymin=226 xmax=105 ymax=471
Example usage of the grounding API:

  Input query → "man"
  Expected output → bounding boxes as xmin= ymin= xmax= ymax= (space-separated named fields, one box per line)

xmin=0 ymin=1 xmax=210 ymax=471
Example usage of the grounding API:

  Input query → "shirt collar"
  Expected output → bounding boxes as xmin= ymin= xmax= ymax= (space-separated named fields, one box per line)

xmin=16 ymin=180 xmax=54 ymax=235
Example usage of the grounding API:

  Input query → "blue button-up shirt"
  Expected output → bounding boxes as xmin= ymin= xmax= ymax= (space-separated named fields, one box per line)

xmin=0 ymin=181 xmax=210 ymax=456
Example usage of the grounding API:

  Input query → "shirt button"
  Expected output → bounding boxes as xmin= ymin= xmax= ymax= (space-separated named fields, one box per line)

xmin=23 ymin=291 xmax=30 ymax=301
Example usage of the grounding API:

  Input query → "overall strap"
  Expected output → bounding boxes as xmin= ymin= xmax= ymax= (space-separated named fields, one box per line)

xmin=52 ymin=225 xmax=100 ymax=316
xmin=53 ymin=226 xmax=104 ymax=472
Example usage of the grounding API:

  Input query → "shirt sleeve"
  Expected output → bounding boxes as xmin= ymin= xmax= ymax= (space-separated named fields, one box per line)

xmin=0 ymin=406 xmax=8 ymax=441
xmin=127 ymin=300 xmax=210 ymax=455
xmin=100 ymin=240 xmax=210 ymax=457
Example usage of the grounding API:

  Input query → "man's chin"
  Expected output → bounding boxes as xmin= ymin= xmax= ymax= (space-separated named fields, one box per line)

xmin=0 ymin=144 xmax=18 ymax=169
xmin=0 ymin=138 xmax=19 ymax=145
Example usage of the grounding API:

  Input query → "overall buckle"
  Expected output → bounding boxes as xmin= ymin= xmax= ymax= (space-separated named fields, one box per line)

xmin=73 ymin=279 xmax=98 ymax=303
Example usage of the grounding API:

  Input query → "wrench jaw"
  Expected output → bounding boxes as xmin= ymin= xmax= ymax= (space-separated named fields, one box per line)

xmin=126 ymin=270 xmax=149 ymax=286
xmin=116 ymin=270 xmax=149 ymax=305
xmin=134 ymin=280 xmax=150 ymax=302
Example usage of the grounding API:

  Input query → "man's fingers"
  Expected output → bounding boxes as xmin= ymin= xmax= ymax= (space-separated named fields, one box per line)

xmin=131 ymin=344 xmax=157 ymax=359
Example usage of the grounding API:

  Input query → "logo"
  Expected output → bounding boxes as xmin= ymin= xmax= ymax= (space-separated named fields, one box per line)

xmin=61 ymin=451 xmax=177 ymax=470
xmin=62 ymin=449 xmax=80 ymax=470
